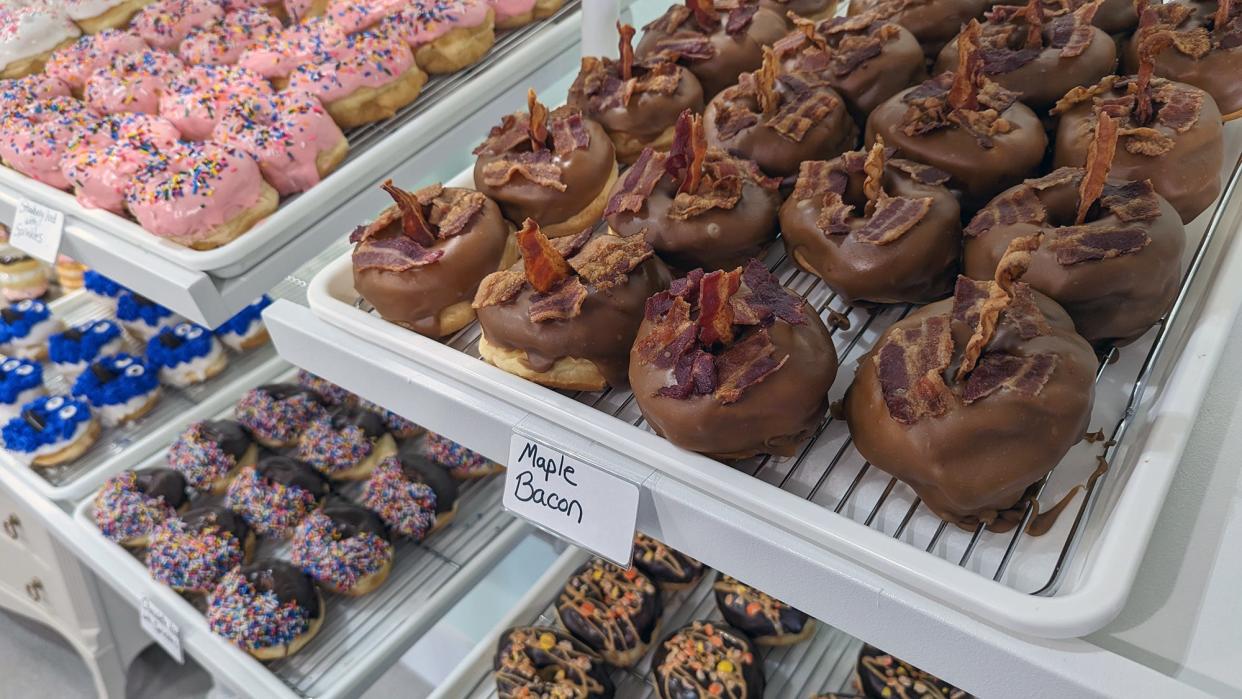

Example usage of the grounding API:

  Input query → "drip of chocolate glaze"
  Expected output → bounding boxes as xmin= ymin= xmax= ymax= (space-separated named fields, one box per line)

xmin=236 ymin=560 xmax=320 ymax=617
xmin=199 ymin=420 xmax=252 ymax=460
xmin=134 ymin=468 xmax=188 ymax=509
xmin=257 ymin=383 xmax=326 ymax=405
xmin=320 ymin=495 xmax=390 ymax=541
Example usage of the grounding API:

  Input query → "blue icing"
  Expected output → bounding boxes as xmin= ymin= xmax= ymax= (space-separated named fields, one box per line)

xmin=146 ymin=323 xmax=216 ymax=369
xmin=115 ymin=291 xmax=173 ymax=326
xmin=0 ymin=299 xmax=50 ymax=343
xmin=0 ymin=358 xmax=42 ymax=404
xmin=48 ymin=320 xmax=122 ymax=366
xmin=83 ymin=271 xmax=124 ymax=299
xmin=2 ymin=394 xmax=92 ymax=454
xmin=214 ymin=295 xmax=270 ymax=337
xmin=71 ymin=353 xmax=158 ymax=406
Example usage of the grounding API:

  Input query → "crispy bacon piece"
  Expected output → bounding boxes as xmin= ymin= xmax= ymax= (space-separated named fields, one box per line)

xmin=472 ymin=270 xmax=526 ymax=308
xmin=527 ymin=89 xmax=549 ymax=150
xmin=962 ymin=352 xmax=1058 ymax=404
xmin=725 ymin=3 xmax=758 ymax=34
xmin=855 ymin=196 xmax=934 ymax=245
xmin=605 ymin=148 xmax=667 ymax=216
xmin=831 ymin=34 xmax=885 ymax=76
xmin=1057 ymin=0 xmax=1102 ymax=56
xmin=669 ymin=173 xmax=742 ymax=218
xmin=382 ymin=180 xmax=436 ymax=246
xmin=618 ymin=22 xmax=635 ymax=80
xmin=862 ymin=137 xmax=886 ymax=215
xmin=695 ymin=269 xmax=739 ymax=345
xmin=1017 ymin=0 xmax=1044 ymax=48
xmin=550 ymin=226 xmax=594 ymax=258
xmin=658 ymin=349 xmax=717 ymax=398
xmin=1120 ymin=126 xmax=1174 ymax=155
xmin=757 ymin=47 xmax=780 ymax=117
xmin=949 ymin=20 xmax=984 ymax=111
xmin=769 ymin=74 xmax=839 ymax=142
xmin=792 ymin=160 xmax=849 ymax=199
xmin=687 ymin=0 xmax=720 ymax=30
xmin=415 ymin=183 xmax=445 ymax=205
xmin=737 ymin=258 xmax=805 ymax=325
xmin=474 ymin=113 xmax=531 ymax=156
xmin=714 ymin=103 xmax=760 ymax=140
xmin=570 ymin=234 xmax=654 ymax=288
xmin=1026 ymin=167 xmax=1078 ymax=190
xmin=670 ymin=268 xmax=705 ymax=300
xmin=1076 ymin=111 xmax=1118 ymax=224
xmin=652 ymin=36 xmax=716 ymax=61
xmin=529 ymin=277 xmax=588 ymax=322
xmin=956 ymin=233 xmax=1042 ymax=381
xmin=1156 ymin=83 xmax=1203 ymax=132
xmin=876 ymin=314 xmax=954 ymax=424
xmin=963 ymin=185 xmax=1046 ymax=237
xmin=713 ymin=329 xmax=786 ymax=404
xmin=816 ymin=191 xmax=855 ymax=234
xmin=433 ymin=191 xmax=485 ymax=239
xmin=480 ymin=150 xmax=565 ymax=191
xmin=1134 ymin=30 xmax=1174 ymax=125
xmin=636 ymin=295 xmax=696 ymax=367
xmin=550 ymin=109 xmax=591 ymax=157
xmin=670 ymin=110 xmax=707 ymax=195
xmin=889 ymin=158 xmax=951 ymax=185
xmin=516 ymin=219 xmax=572 ymax=294
xmin=1049 ymin=224 xmax=1150 ymax=264
xmin=792 ymin=15 xmax=827 ymax=48
xmin=980 ymin=46 xmax=1041 ymax=74
xmin=1100 ymin=180 xmax=1161 ymax=221
xmin=353 ymin=236 xmax=444 ymax=272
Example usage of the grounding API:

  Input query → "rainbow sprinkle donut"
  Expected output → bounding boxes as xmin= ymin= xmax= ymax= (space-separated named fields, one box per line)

xmin=295 ymin=404 xmax=397 ymax=480
xmin=159 ymin=63 xmax=273 ymax=140
xmin=132 ymin=0 xmax=225 ymax=51
xmin=44 ymin=30 xmax=148 ymax=93
xmin=296 ymin=369 xmax=355 ymax=406
xmin=93 ymin=468 xmax=187 ymax=548
xmin=0 ymin=73 xmax=70 ymax=114
xmin=235 ymin=383 xmax=327 ymax=448
xmin=361 ymin=445 xmax=458 ymax=540
xmin=84 ymin=49 xmax=185 ymax=116
xmin=290 ymin=498 xmax=393 ymax=595
xmin=225 ymin=456 xmax=331 ymax=538
xmin=426 ymin=431 xmax=502 ymax=479
xmin=168 ymin=419 xmax=257 ymax=494
xmin=206 ymin=559 xmax=323 ymax=658
xmin=179 ymin=7 xmax=282 ymax=66
xmin=148 ymin=505 xmax=253 ymax=594
xmin=0 ymin=97 xmax=101 ymax=189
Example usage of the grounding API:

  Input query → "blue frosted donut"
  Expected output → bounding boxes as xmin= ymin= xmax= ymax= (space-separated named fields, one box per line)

xmin=0 ymin=358 xmax=42 ymax=405
xmin=83 ymin=270 xmax=124 ymax=302
xmin=115 ymin=291 xmax=178 ymax=339
xmin=2 ymin=394 xmax=94 ymax=457
xmin=147 ymin=323 xmax=217 ymax=371
xmin=49 ymin=320 xmax=124 ymax=370
xmin=215 ymin=295 xmax=271 ymax=351
xmin=0 ymin=298 xmax=52 ymax=342
xmin=72 ymin=353 xmax=159 ymax=408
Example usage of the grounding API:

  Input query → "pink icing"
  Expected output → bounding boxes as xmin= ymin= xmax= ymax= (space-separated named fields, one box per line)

xmin=179 ymin=8 xmax=282 ymax=66
xmin=0 ymin=98 xmax=104 ymax=190
xmin=236 ymin=17 xmax=344 ymax=81
xmin=0 ymin=74 xmax=70 ymax=116
xmin=286 ymin=30 xmax=415 ymax=104
xmin=132 ymin=0 xmax=225 ymax=51
xmin=485 ymin=0 xmax=534 ymax=23
xmin=126 ymin=142 xmax=267 ymax=243
xmin=61 ymin=141 xmax=180 ymax=214
xmin=221 ymin=0 xmax=280 ymax=9
xmin=84 ymin=49 xmax=184 ymax=116
xmin=382 ymin=0 xmax=492 ymax=49
xmin=159 ymin=64 xmax=273 ymax=140
xmin=324 ymin=0 xmax=406 ymax=33
xmin=213 ymin=91 xmax=346 ymax=195
xmin=45 ymin=31 xmax=149 ymax=93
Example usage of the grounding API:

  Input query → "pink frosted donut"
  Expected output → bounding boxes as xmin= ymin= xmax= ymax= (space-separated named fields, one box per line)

xmin=126 ymin=142 xmax=271 ymax=247
xmin=382 ymin=0 xmax=492 ymax=49
xmin=60 ymin=113 xmax=183 ymax=214
xmin=485 ymin=0 xmax=535 ymax=27
xmin=159 ymin=64 xmax=273 ymax=140
xmin=179 ymin=8 xmax=282 ymax=66
xmin=85 ymin=49 xmax=185 ymax=115
xmin=213 ymin=91 xmax=347 ymax=195
xmin=286 ymin=29 xmax=415 ymax=105
xmin=132 ymin=0 xmax=225 ymax=51
xmin=45 ymin=31 xmax=148 ymax=94
xmin=0 ymin=98 xmax=102 ymax=189
xmin=0 ymin=4 xmax=81 ymax=78
xmin=0 ymin=74 xmax=71 ymax=115
xmin=236 ymin=17 xmax=345 ymax=83
xmin=324 ymin=0 xmax=406 ymax=33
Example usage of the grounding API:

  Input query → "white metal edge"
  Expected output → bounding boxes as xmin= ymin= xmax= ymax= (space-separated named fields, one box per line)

xmin=430 ymin=547 xmax=591 ymax=699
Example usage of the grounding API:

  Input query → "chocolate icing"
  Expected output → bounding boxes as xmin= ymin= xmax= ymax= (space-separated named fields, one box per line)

xmin=134 ymin=468 xmax=188 ymax=510
xmin=635 ymin=0 xmax=789 ymax=97
xmin=319 ymin=495 xmax=390 ymax=541
xmin=254 ymin=455 xmax=331 ymax=500
xmin=556 ymin=559 xmax=662 ymax=663
xmin=963 ymin=169 xmax=1185 ymax=345
xmin=197 ymin=420 xmax=252 ymax=461
xmin=493 ymin=627 xmax=614 ymax=699
xmin=632 ymin=532 xmax=703 ymax=587
xmin=849 ymin=0 xmax=994 ymax=56
xmin=235 ymin=559 xmax=320 ymax=617
xmin=327 ymin=404 xmax=386 ymax=438
xmin=181 ymin=504 xmax=250 ymax=544
xmin=1122 ymin=0 xmax=1242 ymax=115
xmin=257 ymin=383 xmax=326 ymax=406
xmin=713 ymin=572 xmax=810 ymax=642
xmin=396 ymin=441 xmax=459 ymax=513
xmin=651 ymin=622 xmax=764 ymax=699
xmin=353 ymin=186 xmax=511 ymax=338
xmin=856 ymin=645 xmax=972 ymax=698
xmin=761 ymin=0 xmax=836 ymax=19
xmin=1051 ymin=76 xmax=1224 ymax=222
xmin=780 ymin=149 xmax=962 ymax=304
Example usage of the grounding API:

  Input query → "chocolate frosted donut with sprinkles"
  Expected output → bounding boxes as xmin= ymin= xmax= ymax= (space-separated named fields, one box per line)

xmin=207 ymin=559 xmax=324 ymax=659
xmin=72 ymin=353 xmax=162 ymax=427
xmin=652 ymin=621 xmax=764 ymax=699
xmin=147 ymin=505 xmax=256 ymax=595
xmin=361 ymin=444 xmax=459 ymax=540
xmin=291 ymin=497 xmax=394 ymax=596
xmin=493 ymin=626 xmax=615 ymax=699
xmin=297 ymin=369 xmax=356 ymax=407
xmin=0 ymin=358 xmax=44 ymax=423
xmin=295 ymin=403 xmax=398 ymax=481
xmin=556 ymin=558 xmax=663 ymax=667
xmin=632 ymin=532 xmax=703 ymax=591
xmin=425 ymin=431 xmax=501 ymax=479
xmin=93 ymin=468 xmax=188 ymax=549
xmin=234 ymin=383 xmax=327 ymax=448
xmin=359 ymin=398 xmax=422 ymax=438
xmin=225 ymin=455 xmax=331 ymax=538
xmin=168 ymin=419 xmax=258 ymax=494
xmin=713 ymin=572 xmax=814 ymax=646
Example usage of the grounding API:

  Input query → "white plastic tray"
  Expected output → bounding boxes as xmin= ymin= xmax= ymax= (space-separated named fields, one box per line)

xmin=300 ymin=117 xmax=1242 ymax=640
xmin=70 ymin=406 xmax=526 ymax=699
xmin=435 ymin=546 xmax=866 ymax=699
xmin=0 ymin=1 xmax=590 ymax=278
xmin=0 ymin=292 xmax=287 ymax=503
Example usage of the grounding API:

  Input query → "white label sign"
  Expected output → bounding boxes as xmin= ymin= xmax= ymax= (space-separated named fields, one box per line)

xmin=504 ymin=434 xmax=639 ymax=565
xmin=140 ymin=597 xmax=184 ymax=663
xmin=9 ymin=199 xmax=64 ymax=264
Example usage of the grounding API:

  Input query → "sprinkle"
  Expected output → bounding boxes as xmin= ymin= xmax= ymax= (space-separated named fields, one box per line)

xmin=226 ymin=465 xmax=320 ymax=537
xmin=147 ymin=517 xmax=243 ymax=593
xmin=290 ymin=510 xmax=392 ymax=591
xmin=361 ymin=457 xmax=438 ymax=539
xmin=94 ymin=471 xmax=176 ymax=543
xmin=207 ymin=569 xmax=311 ymax=650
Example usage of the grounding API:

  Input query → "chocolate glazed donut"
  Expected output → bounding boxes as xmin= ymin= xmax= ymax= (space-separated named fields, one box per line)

xmin=856 ymin=644 xmax=973 ymax=698
xmin=868 ymin=21 xmax=1047 ymax=214
xmin=135 ymin=468 xmax=189 ymax=510
xmin=652 ymin=622 xmax=764 ymax=699
xmin=396 ymin=440 xmax=460 ymax=518
xmin=964 ymin=120 xmax=1185 ymax=346
xmin=713 ymin=572 xmax=814 ymax=646
xmin=780 ymin=143 xmax=962 ymax=305
xmin=1122 ymin=0 xmax=1242 ymax=118
xmin=849 ymin=0 xmax=994 ymax=56
xmin=635 ymin=0 xmax=788 ymax=98
xmin=556 ymin=559 xmax=663 ymax=667
xmin=629 ymin=260 xmax=838 ymax=460
xmin=934 ymin=0 xmax=1118 ymax=113
xmin=844 ymin=238 xmax=1097 ymax=528
xmin=494 ymin=627 xmax=614 ymax=699
xmin=632 ymin=532 xmax=704 ymax=590
xmin=255 ymin=455 xmax=332 ymax=500
xmin=352 ymin=180 xmax=511 ymax=338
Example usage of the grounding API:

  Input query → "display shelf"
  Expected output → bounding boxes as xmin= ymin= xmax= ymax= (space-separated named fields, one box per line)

xmin=0 ymin=1 xmax=598 ymax=328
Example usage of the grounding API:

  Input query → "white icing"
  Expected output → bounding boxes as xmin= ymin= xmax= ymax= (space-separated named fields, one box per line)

xmin=9 ymin=316 xmax=62 ymax=357
xmin=157 ymin=338 xmax=224 ymax=387
xmin=0 ymin=3 xmax=80 ymax=69
xmin=55 ymin=336 xmax=125 ymax=382
xmin=64 ymin=0 xmax=128 ymax=20
xmin=6 ymin=415 xmax=95 ymax=465
xmin=121 ymin=314 xmax=182 ymax=342
xmin=98 ymin=389 xmax=157 ymax=427
xmin=0 ymin=384 xmax=45 ymax=421
xmin=218 ymin=321 xmax=264 ymax=352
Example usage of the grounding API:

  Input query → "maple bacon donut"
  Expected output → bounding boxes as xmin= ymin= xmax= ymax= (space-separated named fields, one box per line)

xmin=849 ymin=0 xmax=991 ymax=56
xmin=1122 ymin=1 xmax=1242 ymax=117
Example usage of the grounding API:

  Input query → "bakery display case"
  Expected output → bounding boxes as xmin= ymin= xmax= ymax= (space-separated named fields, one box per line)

xmin=2 ymin=0 xmax=1242 ymax=696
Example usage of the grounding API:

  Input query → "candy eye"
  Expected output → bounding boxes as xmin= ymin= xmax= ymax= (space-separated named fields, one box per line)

xmin=187 ymin=327 xmax=203 ymax=339
xmin=114 ymin=356 xmax=133 ymax=368
xmin=125 ymin=365 xmax=144 ymax=377
xmin=174 ymin=324 xmax=191 ymax=337
xmin=46 ymin=396 xmax=64 ymax=410
xmin=15 ymin=300 xmax=31 ymax=312
xmin=93 ymin=322 xmax=111 ymax=334
xmin=58 ymin=406 xmax=77 ymax=420
xmin=2 ymin=359 xmax=18 ymax=372
xmin=15 ymin=364 xmax=32 ymax=376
